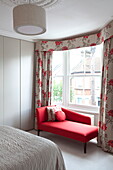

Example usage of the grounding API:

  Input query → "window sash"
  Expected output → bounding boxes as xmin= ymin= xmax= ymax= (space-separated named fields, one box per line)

xmin=52 ymin=45 xmax=102 ymax=113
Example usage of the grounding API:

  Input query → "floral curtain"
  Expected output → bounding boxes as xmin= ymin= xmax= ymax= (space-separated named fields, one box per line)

xmin=35 ymin=51 xmax=52 ymax=129
xmin=35 ymin=20 xmax=113 ymax=52
xmin=35 ymin=51 xmax=52 ymax=108
xmin=98 ymin=37 xmax=113 ymax=153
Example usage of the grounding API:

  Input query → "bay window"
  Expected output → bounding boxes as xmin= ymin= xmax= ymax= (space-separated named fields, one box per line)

xmin=52 ymin=44 xmax=103 ymax=113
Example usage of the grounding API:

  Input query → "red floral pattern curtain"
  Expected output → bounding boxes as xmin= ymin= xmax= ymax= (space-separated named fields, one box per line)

xmin=35 ymin=51 xmax=52 ymax=108
xmin=98 ymin=37 xmax=113 ymax=153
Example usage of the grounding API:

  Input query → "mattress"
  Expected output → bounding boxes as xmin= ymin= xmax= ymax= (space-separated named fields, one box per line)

xmin=0 ymin=126 xmax=66 ymax=170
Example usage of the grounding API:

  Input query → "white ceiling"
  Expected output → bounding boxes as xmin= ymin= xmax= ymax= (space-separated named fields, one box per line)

xmin=0 ymin=0 xmax=113 ymax=42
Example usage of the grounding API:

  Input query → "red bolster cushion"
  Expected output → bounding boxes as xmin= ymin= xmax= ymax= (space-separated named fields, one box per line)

xmin=55 ymin=111 xmax=66 ymax=121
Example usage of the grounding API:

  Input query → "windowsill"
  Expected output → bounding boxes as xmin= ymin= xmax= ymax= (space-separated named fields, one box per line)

xmin=69 ymin=107 xmax=99 ymax=115
xmin=61 ymin=105 xmax=99 ymax=115
xmin=52 ymin=102 xmax=100 ymax=115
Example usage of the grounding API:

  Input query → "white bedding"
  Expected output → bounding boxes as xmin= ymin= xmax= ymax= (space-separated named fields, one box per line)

xmin=0 ymin=126 xmax=66 ymax=170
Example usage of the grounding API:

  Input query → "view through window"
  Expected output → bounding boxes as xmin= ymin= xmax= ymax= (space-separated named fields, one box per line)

xmin=52 ymin=44 xmax=103 ymax=112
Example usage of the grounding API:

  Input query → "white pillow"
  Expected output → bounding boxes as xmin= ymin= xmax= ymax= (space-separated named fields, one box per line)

xmin=47 ymin=106 xmax=61 ymax=121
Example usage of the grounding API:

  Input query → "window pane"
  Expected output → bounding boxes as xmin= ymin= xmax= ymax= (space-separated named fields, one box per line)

xmin=52 ymin=51 xmax=64 ymax=76
xmin=69 ymin=76 xmax=101 ymax=106
xmin=69 ymin=46 xmax=102 ymax=75
xmin=69 ymin=44 xmax=102 ymax=107
xmin=52 ymin=77 xmax=63 ymax=103
xmin=69 ymin=49 xmax=84 ymax=74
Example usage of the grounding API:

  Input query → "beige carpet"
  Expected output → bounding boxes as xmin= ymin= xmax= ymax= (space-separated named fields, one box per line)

xmin=29 ymin=130 xmax=113 ymax=170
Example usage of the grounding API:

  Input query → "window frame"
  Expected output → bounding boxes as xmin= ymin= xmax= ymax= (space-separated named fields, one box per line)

xmin=52 ymin=45 xmax=102 ymax=114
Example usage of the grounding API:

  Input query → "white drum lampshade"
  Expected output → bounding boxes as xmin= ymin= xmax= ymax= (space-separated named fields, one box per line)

xmin=13 ymin=4 xmax=46 ymax=35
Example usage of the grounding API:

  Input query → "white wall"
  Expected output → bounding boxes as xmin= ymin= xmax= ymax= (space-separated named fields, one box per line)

xmin=21 ymin=41 xmax=34 ymax=130
xmin=4 ymin=37 xmax=20 ymax=128
xmin=0 ymin=36 xmax=3 ymax=125
xmin=0 ymin=35 xmax=34 ymax=130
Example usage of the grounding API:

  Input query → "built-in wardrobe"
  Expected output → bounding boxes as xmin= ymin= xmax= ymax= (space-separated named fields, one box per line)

xmin=0 ymin=35 xmax=34 ymax=130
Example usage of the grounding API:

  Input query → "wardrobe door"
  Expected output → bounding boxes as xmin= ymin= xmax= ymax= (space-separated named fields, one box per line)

xmin=0 ymin=36 xmax=3 ymax=125
xmin=4 ymin=37 xmax=20 ymax=128
xmin=21 ymin=40 xmax=34 ymax=130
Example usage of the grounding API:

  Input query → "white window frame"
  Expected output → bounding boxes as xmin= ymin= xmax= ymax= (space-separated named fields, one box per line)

xmin=52 ymin=45 xmax=103 ymax=114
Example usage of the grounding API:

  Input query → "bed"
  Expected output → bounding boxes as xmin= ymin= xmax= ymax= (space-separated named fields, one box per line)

xmin=0 ymin=126 xmax=66 ymax=170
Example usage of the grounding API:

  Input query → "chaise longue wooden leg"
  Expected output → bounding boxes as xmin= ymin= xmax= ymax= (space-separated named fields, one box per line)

xmin=37 ymin=130 xmax=41 ymax=136
xmin=84 ymin=143 xmax=87 ymax=154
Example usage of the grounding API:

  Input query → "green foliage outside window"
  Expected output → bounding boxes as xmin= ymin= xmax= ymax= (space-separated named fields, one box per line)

xmin=53 ymin=79 xmax=62 ymax=102
xmin=70 ymin=88 xmax=74 ymax=103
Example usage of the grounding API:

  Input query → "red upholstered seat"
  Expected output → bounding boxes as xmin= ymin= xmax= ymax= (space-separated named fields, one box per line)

xmin=36 ymin=106 xmax=98 ymax=153
xmin=40 ymin=120 xmax=98 ymax=143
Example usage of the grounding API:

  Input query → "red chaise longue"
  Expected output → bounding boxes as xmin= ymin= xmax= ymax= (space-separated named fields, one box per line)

xmin=36 ymin=106 xmax=98 ymax=153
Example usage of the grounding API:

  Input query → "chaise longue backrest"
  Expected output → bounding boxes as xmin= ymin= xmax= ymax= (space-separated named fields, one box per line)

xmin=36 ymin=106 xmax=91 ymax=126
xmin=62 ymin=108 xmax=91 ymax=125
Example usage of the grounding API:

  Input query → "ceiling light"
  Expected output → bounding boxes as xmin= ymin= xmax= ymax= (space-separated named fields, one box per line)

xmin=13 ymin=3 xmax=46 ymax=35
